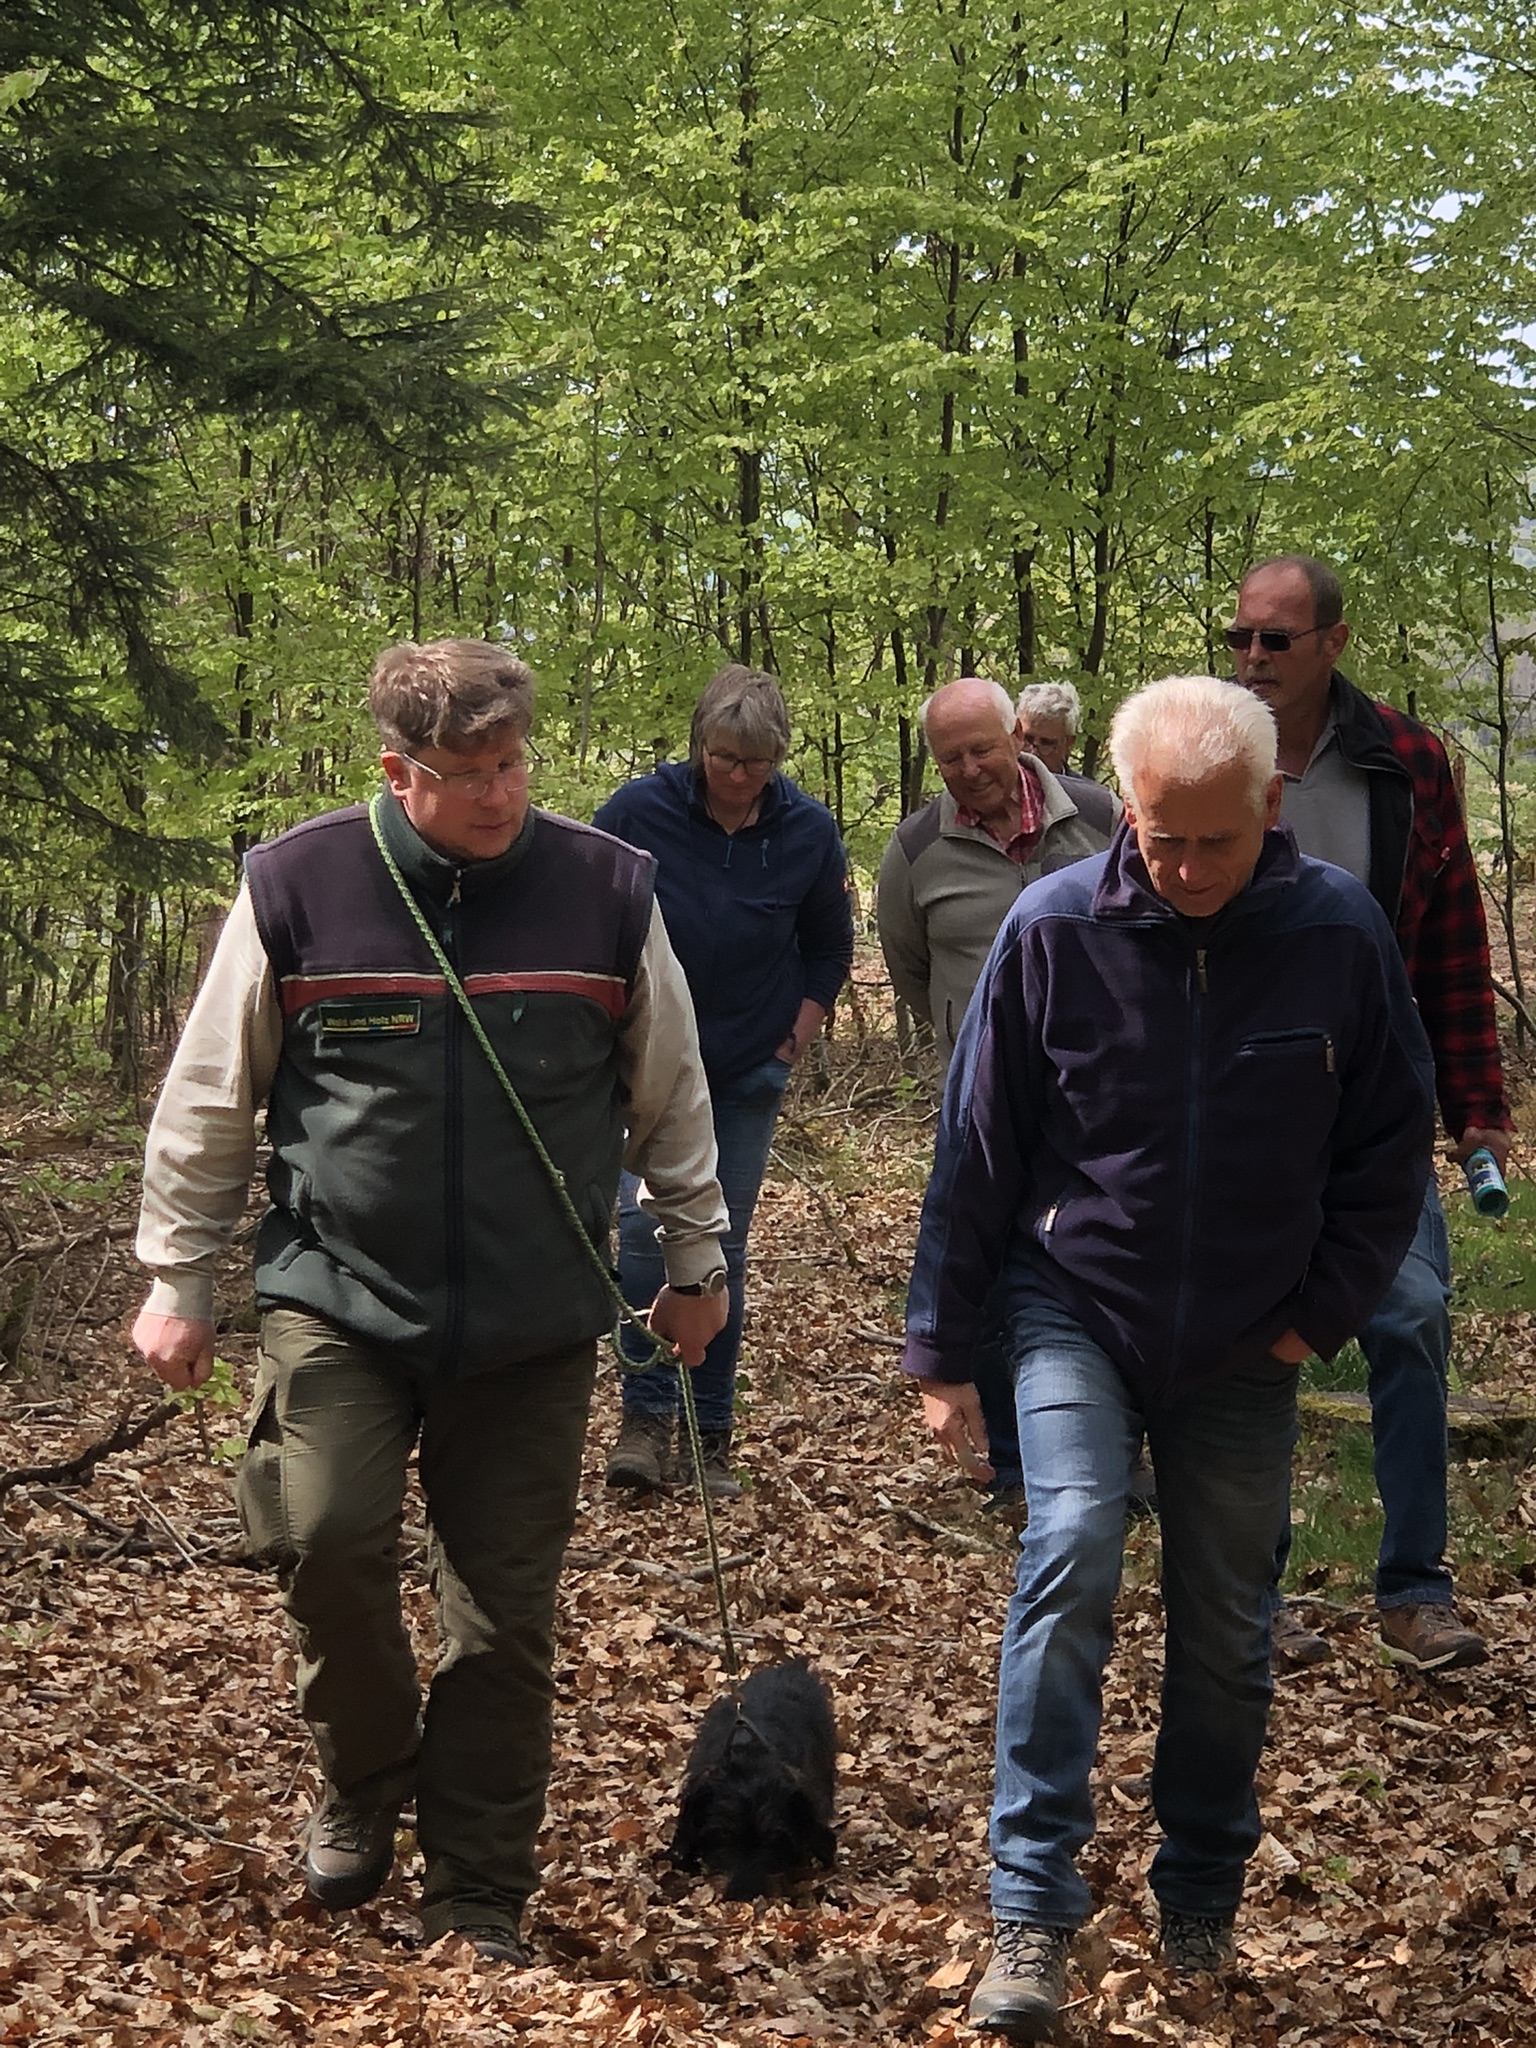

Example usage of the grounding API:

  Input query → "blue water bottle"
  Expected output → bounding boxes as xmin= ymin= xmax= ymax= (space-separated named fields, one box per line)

xmin=1462 ymin=1147 xmax=1510 ymax=1219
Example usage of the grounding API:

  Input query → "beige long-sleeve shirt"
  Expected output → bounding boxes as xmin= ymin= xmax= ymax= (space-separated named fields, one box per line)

xmin=138 ymin=883 xmax=728 ymax=1322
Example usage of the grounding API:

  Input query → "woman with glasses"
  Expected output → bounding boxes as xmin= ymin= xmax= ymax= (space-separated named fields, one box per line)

xmin=592 ymin=664 xmax=854 ymax=1498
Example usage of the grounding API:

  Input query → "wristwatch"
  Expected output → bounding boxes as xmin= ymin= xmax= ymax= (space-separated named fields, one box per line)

xmin=671 ymin=1270 xmax=729 ymax=1297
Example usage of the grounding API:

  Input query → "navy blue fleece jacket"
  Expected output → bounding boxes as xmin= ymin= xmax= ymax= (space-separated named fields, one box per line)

xmin=593 ymin=760 xmax=853 ymax=1085
xmin=903 ymin=822 xmax=1436 ymax=1406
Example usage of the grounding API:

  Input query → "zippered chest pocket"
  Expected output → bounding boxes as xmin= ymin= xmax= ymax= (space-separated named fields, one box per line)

xmin=1237 ymin=1029 xmax=1335 ymax=1073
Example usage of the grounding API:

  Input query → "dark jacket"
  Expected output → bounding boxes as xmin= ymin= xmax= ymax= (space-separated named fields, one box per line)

xmin=245 ymin=791 xmax=655 ymax=1377
xmin=592 ymin=760 xmax=852 ymax=1084
xmin=902 ymin=822 xmax=1436 ymax=1406
xmin=1327 ymin=674 xmax=1509 ymax=1139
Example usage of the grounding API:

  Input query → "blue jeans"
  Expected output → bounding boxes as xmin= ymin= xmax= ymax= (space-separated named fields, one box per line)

xmin=617 ymin=1055 xmax=791 ymax=1433
xmin=973 ymin=1292 xmax=1024 ymax=1491
xmin=1273 ymin=1183 xmax=1453 ymax=1609
xmin=990 ymin=1290 xmax=1297 ymax=1929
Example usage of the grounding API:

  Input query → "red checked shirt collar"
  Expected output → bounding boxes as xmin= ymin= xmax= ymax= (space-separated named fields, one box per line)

xmin=955 ymin=759 xmax=1046 ymax=863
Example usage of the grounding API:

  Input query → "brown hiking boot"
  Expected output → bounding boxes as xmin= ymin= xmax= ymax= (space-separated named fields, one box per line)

xmin=605 ymin=1412 xmax=673 ymax=1490
xmin=968 ymin=1919 xmax=1071 ymax=2039
xmin=303 ymin=1788 xmax=399 ymax=1908
xmin=1270 ymin=1601 xmax=1333 ymax=1671
xmin=1377 ymin=1603 xmax=1487 ymax=1672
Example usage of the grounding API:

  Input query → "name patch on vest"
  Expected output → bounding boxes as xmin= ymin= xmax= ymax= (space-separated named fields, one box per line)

xmin=318 ymin=998 xmax=422 ymax=1037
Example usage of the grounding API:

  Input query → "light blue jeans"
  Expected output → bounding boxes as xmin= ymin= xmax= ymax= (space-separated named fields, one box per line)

xmin=990 ymin=1288 xmax=1297 ymax=1929
xmin=617 ymin=1054 xmax=791 ymax=1433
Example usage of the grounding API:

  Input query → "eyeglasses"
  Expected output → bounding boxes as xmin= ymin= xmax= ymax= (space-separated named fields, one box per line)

xmin=1223 ymin=623 xmax=1330 ymax=655
xmin=398 ymin=749 xmax=532 ymax=800
xmin=704 ymin=748 xmax=778 ymax=776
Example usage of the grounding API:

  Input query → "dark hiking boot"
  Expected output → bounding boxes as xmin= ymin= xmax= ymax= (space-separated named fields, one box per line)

xmin=1270 ymin=1601 xmax=1333 ymax=1671
xmin=453 ymin=1921 xmax=532 ymax=1967
xmin=1159 ymin=1908 xmax=1236 ymax=1976
xmin=696 ymin=1433 xmax=745 ymax=1499
xmin=967 ymin=1919 xmax=1071 ymax=2039
xmin=606 ymin=1412 xmax=674 ymax=1491
xmin=1376 ymin=1602 xmax=1488 ymax=1672
xmin=303 ymin=1788 xmax=399 ymax=1908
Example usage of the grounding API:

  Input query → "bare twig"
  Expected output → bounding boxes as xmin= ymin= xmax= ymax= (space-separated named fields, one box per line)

xmin=45 ymin=1236 xmax=115 ymax=1373
xmin=82 ymin=1756 xmax=265 ymax=1857
xmin=127 ymin=1479 xmax=203 ymax=1568
xmin=32 ymin=1487 xmax=137 ymax=1544
xmin=0 ymin=1221 xmax=136 ymax=1270
xmin=1493 ymin=976 xmax=1536 ymax=1041
xmin=0 ymin=1398 xmax=182 ymax=1502
xmin=617 ymin=1554 xmax=753 ymax=1588
xmin=768 ymin=1146 xmax=862 ymax=1269
xmin=876 ymin=1492 xmax=995 ymax=1554
xmin=852 ymin=1325 xmax=904 ymax=1349
xmin=656 ymin=1620 xmax=762 ymax=1654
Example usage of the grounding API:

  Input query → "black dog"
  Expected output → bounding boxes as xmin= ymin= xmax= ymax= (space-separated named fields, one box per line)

xmin=671 ymin=1660 xmax=837 ymax=1900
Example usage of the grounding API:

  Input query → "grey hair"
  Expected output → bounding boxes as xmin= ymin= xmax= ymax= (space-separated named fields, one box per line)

xmin=369 ymin=639 xmax=535 ymax=754
xmin=1016 ymin=681 xmax=1082 ymax=734
xmin=688 ymin=664 xmax=791 ymax=769
xmin=920 ymin=676 xmax=1017 ymax=738
xmin=1110 ymin=675 xmax=1278 ymax=809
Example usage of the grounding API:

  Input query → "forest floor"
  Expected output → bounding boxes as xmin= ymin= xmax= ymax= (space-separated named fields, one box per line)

xmin=5 ymin=975 xmax=1536 ymax=2047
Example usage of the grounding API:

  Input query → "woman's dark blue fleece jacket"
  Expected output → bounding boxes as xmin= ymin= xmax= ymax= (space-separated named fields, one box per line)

xmin=903 ymin=821 xmax=1437 ymax=1406
xmin=592 ymin=760 xmax=853 ymax=1086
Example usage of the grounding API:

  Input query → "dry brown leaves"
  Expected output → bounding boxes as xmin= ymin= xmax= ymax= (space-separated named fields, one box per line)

xmin=2 ymin=1037 xmax=1536 ymax=2046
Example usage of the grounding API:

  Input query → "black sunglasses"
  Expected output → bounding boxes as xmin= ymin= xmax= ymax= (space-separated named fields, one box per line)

xmin=1223 ymin=623 xmax=1329 ymax=654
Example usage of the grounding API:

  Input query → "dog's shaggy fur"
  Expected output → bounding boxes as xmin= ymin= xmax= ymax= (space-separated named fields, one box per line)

xmin=671 ymin=1660 xmax=837 ymax=1900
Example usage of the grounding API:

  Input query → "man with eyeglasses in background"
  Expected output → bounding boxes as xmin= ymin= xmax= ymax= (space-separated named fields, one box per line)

xmin=131 ymin=637 xmax=729 ymax=1965
xmin=1228 ymin=554 xmax=1512 ymax=1674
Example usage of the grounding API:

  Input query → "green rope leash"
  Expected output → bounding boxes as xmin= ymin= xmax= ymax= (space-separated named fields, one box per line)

xmin=367 ymin=795 xmax=742 ymax=1675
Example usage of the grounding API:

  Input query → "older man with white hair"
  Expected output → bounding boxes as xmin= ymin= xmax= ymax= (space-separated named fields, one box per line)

xmin=877 ymin=675 xmax=1115 ymax=1069
xmin=903 ymin=676 xmax=1435 ymax=2037
xmin=1015 ymin=680 xmax=1119 ymax=839
xmin=878 ymin=675 xmax=1116 ymax=1502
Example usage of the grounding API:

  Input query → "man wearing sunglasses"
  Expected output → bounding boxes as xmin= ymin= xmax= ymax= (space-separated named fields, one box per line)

xmin=1230 ymin=554 xmax=1512 ymax=1674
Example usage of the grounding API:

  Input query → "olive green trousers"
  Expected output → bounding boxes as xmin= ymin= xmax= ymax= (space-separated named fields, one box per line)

xmin=238 ymin=1307 xmax=597 ymax=1938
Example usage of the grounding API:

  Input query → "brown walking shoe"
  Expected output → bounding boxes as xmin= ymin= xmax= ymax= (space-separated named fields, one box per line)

xmin=605 ymin=1412 xmax=673 ymax=1491
xmin=303 ymin=1788 xmax=399 ymax=1908
xmin=1376 ymin=1603 xmax=1487 ymax=1672
xmin=967 ymin=1919 xmax=1071 ymax=2039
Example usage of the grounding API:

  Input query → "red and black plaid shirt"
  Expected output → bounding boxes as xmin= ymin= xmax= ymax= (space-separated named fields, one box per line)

xmin=1371 ymin=701 xmax=1510 ymax=1139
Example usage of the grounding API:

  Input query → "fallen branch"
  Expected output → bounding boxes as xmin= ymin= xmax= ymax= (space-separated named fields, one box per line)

xmin=83 ymin=1755 xmax=266 ymax=1857
xmin=619 ymin=1554 xmax=753 ymax=1588
xmin=1493 ymin=977 xmax=1536 ymax=1039
xmin=0 ymin=1220 xmax=137 ymax=1267
xmin=852 ymin=1325 xmax=904 ymax=1350
xmin=876 ymin=1492 xmax=996 ymax=1554
xmin=32 ymin=1487 xmax=138 ymax=1544
xmin=0 ymin=1397 xmax=182 ymax=1502
xmin=655 ymin=1620 xmax=761 ymax=1655
xmin=128 ymin=1478 xmax=203 ymax=1568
